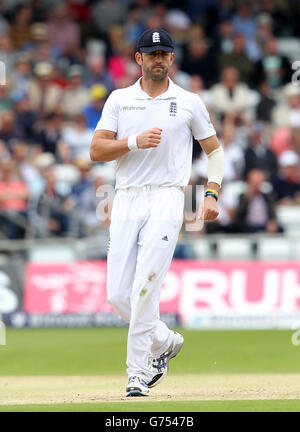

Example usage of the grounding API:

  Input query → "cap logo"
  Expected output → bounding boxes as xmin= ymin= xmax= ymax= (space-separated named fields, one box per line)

xmin=152 ymin=32 xmax=160 ymax=43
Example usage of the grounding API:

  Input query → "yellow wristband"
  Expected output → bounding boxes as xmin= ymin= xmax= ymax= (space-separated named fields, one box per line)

xmin=206 ymin=189 xmax=219 ymax=196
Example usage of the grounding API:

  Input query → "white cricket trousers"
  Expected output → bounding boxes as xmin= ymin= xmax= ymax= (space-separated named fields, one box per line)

xmin=107 ymin=186 xmax=184 ymax=382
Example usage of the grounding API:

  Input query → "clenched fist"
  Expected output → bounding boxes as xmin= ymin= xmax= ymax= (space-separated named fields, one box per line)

xmin=198 ymin=196 xmax=219 ymax=221
xmin=137 ymin=127 xmax=162 ymax=149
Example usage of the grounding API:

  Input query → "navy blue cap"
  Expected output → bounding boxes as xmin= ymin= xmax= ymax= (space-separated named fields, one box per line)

xmin=137 ymin=29 xmax=174 ymax=53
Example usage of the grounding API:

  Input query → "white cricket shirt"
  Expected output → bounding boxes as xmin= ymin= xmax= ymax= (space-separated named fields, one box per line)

xmin=95 ymin=77 xmax=216 ymax=189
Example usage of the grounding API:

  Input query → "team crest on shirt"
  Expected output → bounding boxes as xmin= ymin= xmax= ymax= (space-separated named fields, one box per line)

xmin=152 ymin=32 xmax=160 ymax=43
xmin=169 ymin=102 xmax=177 ymax=116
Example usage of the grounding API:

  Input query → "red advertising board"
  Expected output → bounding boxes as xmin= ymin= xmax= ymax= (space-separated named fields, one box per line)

xmin=24 ymin=260 xmax=300 ymax=329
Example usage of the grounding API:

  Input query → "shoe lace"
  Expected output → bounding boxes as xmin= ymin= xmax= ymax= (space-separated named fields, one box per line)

xmin=128 ymin=376 xmax=148 ymax=387
xmin=152 ymin=350 xmax=171 ymax=373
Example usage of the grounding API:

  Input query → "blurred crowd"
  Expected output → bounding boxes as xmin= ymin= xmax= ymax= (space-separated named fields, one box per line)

xmin=0 ymin=0 xmax=300 ymax=241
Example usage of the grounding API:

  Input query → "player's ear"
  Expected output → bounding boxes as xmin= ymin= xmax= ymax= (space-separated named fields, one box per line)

xmin=170 ymin=52 xmax=175 ymax=65
xmin=135 ymin=51 xmax=143 ymax=66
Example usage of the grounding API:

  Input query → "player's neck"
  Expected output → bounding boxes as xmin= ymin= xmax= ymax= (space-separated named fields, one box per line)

xmin=140 ymin=76 xmax=169 ymax=98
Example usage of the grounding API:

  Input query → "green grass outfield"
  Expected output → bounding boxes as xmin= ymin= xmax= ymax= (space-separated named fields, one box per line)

xmin=0 ymin=328 xmax=300 ymax=411
xmin=1 ymin=400 xmax=300 ymax=412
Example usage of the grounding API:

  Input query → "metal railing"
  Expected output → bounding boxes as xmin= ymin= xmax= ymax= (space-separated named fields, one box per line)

xmin=0 ymin=232 xmax=299 ymax=261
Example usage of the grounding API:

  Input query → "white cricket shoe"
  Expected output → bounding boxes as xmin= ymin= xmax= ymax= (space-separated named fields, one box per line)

xmin=126 ymin=376 xmax=149 ymax=397
xmin=148 ymin=331 xmax=184 ymax=388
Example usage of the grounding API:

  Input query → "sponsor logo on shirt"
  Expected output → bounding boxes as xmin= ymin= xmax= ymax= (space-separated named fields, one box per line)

xmin=121 ymin=105 xmax=146 ymax=111
xmin=169 ymin=101 xmax=177 ymax=116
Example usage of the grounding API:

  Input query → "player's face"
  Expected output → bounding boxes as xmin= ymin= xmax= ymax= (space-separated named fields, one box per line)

xmin=136 ymin=51 xmax=174 ymax=81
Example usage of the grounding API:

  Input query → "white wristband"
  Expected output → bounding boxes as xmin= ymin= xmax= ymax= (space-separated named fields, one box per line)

xmin=128 ymin=134 xmax=138 ymax=151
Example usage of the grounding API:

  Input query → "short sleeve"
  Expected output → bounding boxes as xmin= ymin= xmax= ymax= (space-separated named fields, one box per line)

xmin=95 ymin=91 xmax=119 ymax=132
xmin=191 ymin=95 xmax=216 ymax=140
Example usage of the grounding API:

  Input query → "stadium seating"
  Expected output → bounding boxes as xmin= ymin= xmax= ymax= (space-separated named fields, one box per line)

xmin=192 ymin=238 xmax=213 ymax=259
xmin=256 ymin=237 xmax=292 ymax=260
xmin=28 ymin=242 xmax=78 ymax=262
xmin=216 ymin=237 xmax=253 ymax=260
xmin=277 ymin=38 xmax=300 ymax=62
xmin=276 ymin=206 xmax=300 ymax=235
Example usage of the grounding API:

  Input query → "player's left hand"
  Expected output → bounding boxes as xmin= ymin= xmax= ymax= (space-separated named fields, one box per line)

xmin=197 ymin=196 xmax=219 ymax=221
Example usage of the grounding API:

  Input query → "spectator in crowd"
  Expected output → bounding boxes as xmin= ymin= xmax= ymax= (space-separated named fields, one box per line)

xmin=85 ymin=54 xmax=115 ymax=93
xmin=271 ymin=122 xmax=300 ymax=158
xmin=251 ymin=13 xmax=274 ymax=60
xmin=60 ymin=114 xmax=93 ymax=162
xmin=10 ymin=4 xmax=33 ymax=49
xmin=180 ymin=38 xmax=216 ymax=87
xmin=62 ymin=65 xmax=89 ymax=118
xmin=0 ymin=110 xmax=25 ymax=151
xmin=70 ymin=157 xmax=93 ymax=209
xmin=84 ymin=84 xmax=108 ymax=130
xmin=244 ymin=121 xmax=278 ymax=180
xmin=46 ymin=2 xmax=80 ymax=58
xmin=11 ymin=53 xmax=31 ymax=96
xmin=209 ymin=0 xmax=234 ymax=26
xmin=34 ymin=112 xmax=64 ymax=157
xmin=189 ymin=74 xmax=214 ymax=110
xmin=142 ymin=7 xmax=166 ymax=32
xmin=253 ymin=37 xmax=291 ymax=88
xmin=260 ymin=0 xmax=291 ymax=37
xmin=272 ymin=150 xmax=300 ymax=205
xmin=0 ymin=139 xmax=9 ymax=160
xmin=185 ymin=23 xmax=206 ymax=44
xmin=124 ymin=4 xmax=146 ymax=44
xmin=0 ymin=32 xmax=17 ymax=75
xmin=232 ymin=168 xmax=280 ymax=233
xmin=33 ymin=37 xmax=57 ymax=66
xmin=272 ymin=84 xmax=300 ymax=128
xmin=67 ymin=157 xmax=93 ymax=237
xmin=0 ymin=84 xmax=12 ymax=112
xmin=210 ymin=67 xmax=255 ymax=121
xmin=67 ymin=0 xmax=91 ymax=23
xmin=218 ymin=33 xmax=255 ymax=83
xmin=231 ymin=2 xmax=256 ymax=40
xmin=165 ymin=7 xmax=192 ymax=46
xmin=256 ymin=80 xmax=276 ymax=123
xmin=289 ymin=125 xmax=300 ymax=158
xmin=0 ymin=158 xmax=29 ymax=239
xmin=11 ymin=139 xmax=41 ymax=193
xmin=168 ymin=62 xmax=190 ymax=90
xmin=13 ymin=93 xmax=37 ymax=142
xmin=106 ymin=24 xmax=126 ymax=58
xmin=0 ymin=0 xmax=9 ymax=35
xmin=108 ymin=42 xmax=140 ymax=88
xmin=91 ymin=0 xmax=127 ymax=37
xmin=213 ymin=19 xmax=235 ymax=56
xmin=27 ymin=62 xmax=63 ymax=118
xmin=23 ymin=22 xmax=59 ymax=64
xmin=33 ymin=165 xmax=72 ymax=237
xmin=292 ymin=0 xmax=300 ymax=37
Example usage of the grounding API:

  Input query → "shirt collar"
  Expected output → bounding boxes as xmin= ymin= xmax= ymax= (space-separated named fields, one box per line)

xmin=134 ymin=76 xmax=175 ymax=100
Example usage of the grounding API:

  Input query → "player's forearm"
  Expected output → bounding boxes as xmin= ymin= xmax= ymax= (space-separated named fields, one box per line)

xmin=90 ymin=137 xmax=130 ymax=162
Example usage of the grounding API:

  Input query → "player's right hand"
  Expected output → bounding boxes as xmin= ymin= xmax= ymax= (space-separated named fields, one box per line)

xmin=137 ymin=128 xmax=162 ymax=149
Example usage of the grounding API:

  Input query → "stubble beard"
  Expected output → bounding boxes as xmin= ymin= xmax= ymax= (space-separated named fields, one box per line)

xmin=144 ymin=64 xmax=169 ymax=81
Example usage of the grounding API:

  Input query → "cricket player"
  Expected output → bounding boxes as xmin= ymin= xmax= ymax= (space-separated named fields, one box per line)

xmin=90 ymin=29 xmax=224 ymax=397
